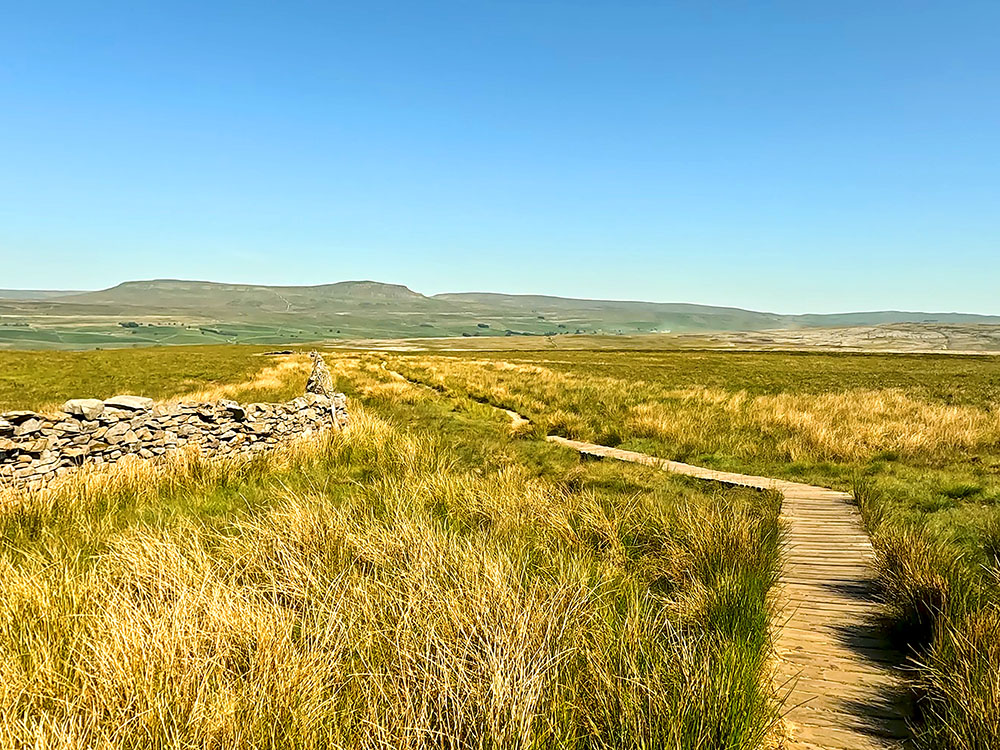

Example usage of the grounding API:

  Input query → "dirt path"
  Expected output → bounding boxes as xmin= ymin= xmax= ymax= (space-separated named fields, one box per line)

xmin=547 ymin=437 xmax=910 ymax=750
xmin=379 ymin=365 xmax=911 ymax=748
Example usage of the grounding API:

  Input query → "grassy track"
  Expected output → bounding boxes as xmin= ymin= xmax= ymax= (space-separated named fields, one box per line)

xmin=0 ymin=352 xmax=782 ymax=749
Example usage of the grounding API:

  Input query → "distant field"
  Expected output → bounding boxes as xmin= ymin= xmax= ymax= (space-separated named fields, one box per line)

xmin=5 ymin=278 xmax=1000 ymax=351
xmin=328 ymin=324 xmax=1000 ymax=354
xmin=0 ymin=345 xmax=310 ymax=411
xmin=0 ymin=313 xmax=348 ymax=350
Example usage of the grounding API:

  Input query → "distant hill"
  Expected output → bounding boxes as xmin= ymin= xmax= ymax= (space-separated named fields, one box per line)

xmin=3 ymin=278 xmax=999 ymax=350
xmin=61 ymin=279 xmax=431 ymax=312
xmin=434 ymin=292 xmax=788 ymax=331
xmin=434 ymin=291 xmax=1000 ymax=331
xmin=0 ymin=289 xmax=81 ymax=300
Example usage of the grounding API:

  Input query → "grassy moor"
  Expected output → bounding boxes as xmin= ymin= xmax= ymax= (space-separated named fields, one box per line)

xmin=1 ymin=344 xmax=997 ymax=748
xmin=2 ymin=350 xmax=782 ymax=749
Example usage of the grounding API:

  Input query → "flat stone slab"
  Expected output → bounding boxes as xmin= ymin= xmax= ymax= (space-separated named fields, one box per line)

xmin=2 ymin=411 xmax=39 ymax=424
xmin=63 ymin=398 xmax=105 ymax=420
xmin=103 ymin=395 xmax=154 ymax=411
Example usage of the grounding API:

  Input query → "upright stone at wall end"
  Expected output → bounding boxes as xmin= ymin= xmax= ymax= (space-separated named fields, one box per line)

xmin=306 ymin=351 xmax=336 ymax=398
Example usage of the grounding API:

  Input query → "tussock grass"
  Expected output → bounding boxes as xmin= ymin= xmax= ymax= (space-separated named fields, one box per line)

xmin=856 ymin=478 xmax=999 ymax=750
xmin=0 ymin=358 xmax=782 ymax=749
xmin=914 ymin=605 xmax=1000 ymax=750
xmin=12 ymin=344 xmax=999 ymax=747
xmin=388 ymin=351 xmax=1000 ymax=748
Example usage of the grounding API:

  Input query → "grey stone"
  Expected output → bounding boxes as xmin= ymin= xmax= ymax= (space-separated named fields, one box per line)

xmin=104 ymin=395 xmax=154 ymax=411
xmin=14 ymin=419 xmax=43 ymax=436
xmin=63 ymin=398 xmax=105 ymax=420
xmin=306 ymin=352 xmax=336 ymax=397
xmin=2 ymin=411 xmax=39 ymax=424
xmin=104 ymin=423 xmax=131 ymax=444
xmin=220 ymin=400 xmax=246 ymax=420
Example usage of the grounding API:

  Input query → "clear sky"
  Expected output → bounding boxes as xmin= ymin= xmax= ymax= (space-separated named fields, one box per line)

xmin=1 ymin=1 xmax=998 ymax=314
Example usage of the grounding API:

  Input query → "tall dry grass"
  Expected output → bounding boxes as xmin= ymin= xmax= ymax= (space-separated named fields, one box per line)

xmin=388 ymin=356 xmax=1000 ymax=464
xmin=856 ymin=481 xmax=1000 ymax=750
xmin=389 ymin=353 xmax=1000 ymax=748
xmin=0 ymin=393 xmax=781 ymax=749
xmin=174 ymin=354 xmax=312 ymax=404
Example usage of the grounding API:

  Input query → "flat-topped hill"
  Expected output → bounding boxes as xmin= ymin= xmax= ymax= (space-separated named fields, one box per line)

xmin=61 ymin=279 xmax=432 ymax=311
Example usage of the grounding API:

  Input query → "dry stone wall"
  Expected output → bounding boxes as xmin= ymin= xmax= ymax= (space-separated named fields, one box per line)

xmin=0 ymin=354 xmax=348 ymax=491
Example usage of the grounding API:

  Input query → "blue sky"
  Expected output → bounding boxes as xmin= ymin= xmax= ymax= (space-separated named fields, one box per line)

xmin=1 ymin=1 xmax=997 ymax=313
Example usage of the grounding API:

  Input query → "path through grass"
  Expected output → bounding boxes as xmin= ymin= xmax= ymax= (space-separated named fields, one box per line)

xmin=384 ymin=349 xmax=1000 ymax=749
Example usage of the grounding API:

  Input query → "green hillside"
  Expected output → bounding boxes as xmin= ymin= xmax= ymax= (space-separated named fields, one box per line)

xmin=1 ymin=278 xmax=999 ymax=350
xmin=0 ymin=289 xmax=81 ymax=300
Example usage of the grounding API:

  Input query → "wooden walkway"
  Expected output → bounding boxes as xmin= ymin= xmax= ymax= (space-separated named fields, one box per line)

xmin=546 ymin=437 xmax=911 ymax=750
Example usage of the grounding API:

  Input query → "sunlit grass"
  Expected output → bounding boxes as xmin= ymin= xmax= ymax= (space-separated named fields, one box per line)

xmin=0 ymin=345 xmax=310 ymax=412
xmin=0 ymin=355 xmax=781 ymax=749
xmin=6 ymin=343 xmax=998 ymax=748
xmin=388 ymin=350 xmax=1000 ymax=749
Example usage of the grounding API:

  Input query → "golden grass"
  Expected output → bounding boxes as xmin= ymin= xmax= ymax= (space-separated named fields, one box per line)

xmin=388 ymin=356 xmax=1000 ymax=463
xmin=383 ymin=352 xmax=1000 ymax=749
xmin=174 ymin=355 xmax=312 ymax=404
xmin=0 ymin=373 xmax=781 ymax=748
xmin=624 ymin=387 xmax=1000 ymax=462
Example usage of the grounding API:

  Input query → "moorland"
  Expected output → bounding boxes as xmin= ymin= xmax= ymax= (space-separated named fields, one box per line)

xmin=1 ymin=343 xmax=997 ymax=748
